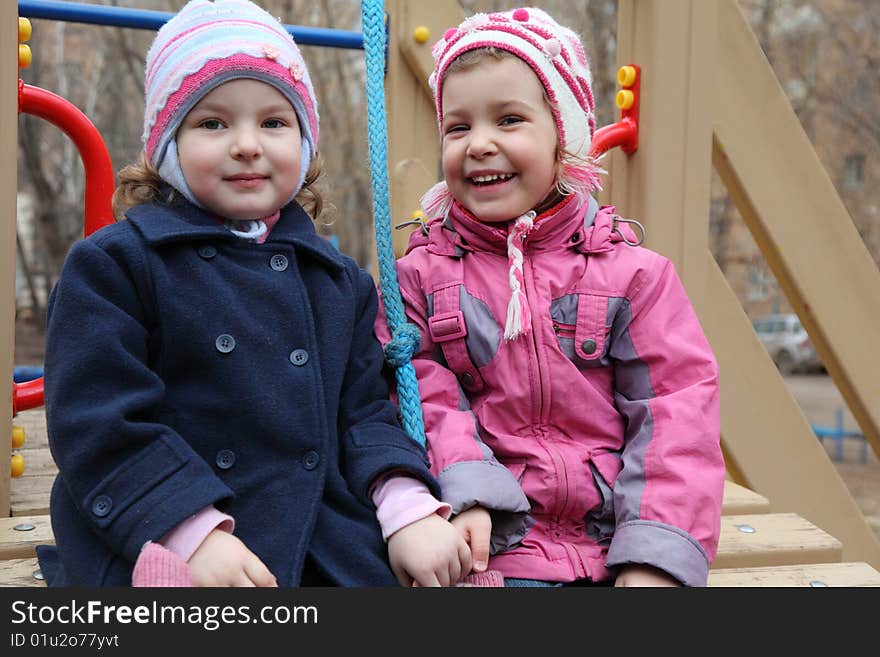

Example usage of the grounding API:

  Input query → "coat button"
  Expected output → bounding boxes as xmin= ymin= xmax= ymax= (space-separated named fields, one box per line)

xmin=289 ymin=349 xmax=309 ymax=366
xmin=460 ymin=372 xmax=474 ymax=387
xmin=216 ymin=449 xmax=236 ymax=470
xmin=303 ymin=450 xmax=320 ymax=470
xmin=215 ymin=334 xmax=236 ymax=354
xmin=270 ymin=254 xmax=289 ymax=271
xmin=581 ymin=339 xmax=597 ymax=354
xmin=198 ymin=245 xmax=217 ymax=259
xmin=92 ymin=495 xmax=113 ymax=517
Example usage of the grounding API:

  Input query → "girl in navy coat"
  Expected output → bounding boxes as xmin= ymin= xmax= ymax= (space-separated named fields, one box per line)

xmin=37 ymin=0 xmax=472 ymax=587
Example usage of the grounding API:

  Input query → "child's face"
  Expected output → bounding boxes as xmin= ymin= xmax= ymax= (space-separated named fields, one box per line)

xmin=440 ymin=56 xmax=558 ymax=223
xmin=177 ymin=79 xmax=302 ymax=221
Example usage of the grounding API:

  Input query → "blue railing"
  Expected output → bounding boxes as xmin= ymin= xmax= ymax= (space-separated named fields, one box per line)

xmin=813 ymin=408 xmax=868 ymax=463
xmin=18 ymin=0 xmax=364 ymax=49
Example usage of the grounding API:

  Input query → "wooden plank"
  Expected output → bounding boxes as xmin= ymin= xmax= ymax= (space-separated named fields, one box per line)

xmin=12 ymin=408 xmax=49 ymax=450
xmin=722 ymin=481 xmax=770 ymax=516
xmin=714 ymin=513 xmax=842 ymax=570
xmin=709 ymin=562 xmax=880 ymax=587
xmin=11 ymin=474 xmax=52 ymax=517
xmin=0 ymin=514 xmax=54 ymax=559
xmin=0 ymin=557 xmax=46 ymax=587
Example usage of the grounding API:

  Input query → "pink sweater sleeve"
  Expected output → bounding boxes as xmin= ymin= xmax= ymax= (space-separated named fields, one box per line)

xmin=159 ymin=507 xmax=234 ymax=562
xmin=371 ymin=475 xmax=452 ymax=540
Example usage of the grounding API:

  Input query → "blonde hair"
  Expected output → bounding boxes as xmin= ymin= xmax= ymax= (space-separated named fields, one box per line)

xmin=111 ymin=152 xmax=327 ymax=222
xmin=442 ymin=47 xmax=601 ymax=200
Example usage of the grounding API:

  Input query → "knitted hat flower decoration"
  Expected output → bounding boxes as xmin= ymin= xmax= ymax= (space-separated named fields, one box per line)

xmin=142 ymin=0 xmax=319 ymax=206
xmin=421 ymin=7 xmax=602 ymax=219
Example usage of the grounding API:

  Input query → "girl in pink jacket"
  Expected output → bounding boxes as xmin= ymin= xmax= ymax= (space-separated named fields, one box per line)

xmin=377 ymin=7 xmax=724 ymax=587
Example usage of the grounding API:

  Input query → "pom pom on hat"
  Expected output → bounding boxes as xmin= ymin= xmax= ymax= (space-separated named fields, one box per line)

xmin=142 ymin=0 xmax=319 ymax=204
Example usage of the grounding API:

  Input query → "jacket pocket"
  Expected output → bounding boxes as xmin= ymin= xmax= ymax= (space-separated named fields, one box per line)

xmin=584 ymin=450 xmax=622 ymax=542
xmin=550 ymin=293 xmax=611 ymax=369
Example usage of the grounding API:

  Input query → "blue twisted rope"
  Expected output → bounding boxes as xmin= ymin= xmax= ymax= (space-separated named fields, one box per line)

xmin=361 ymin=0 xmax=426 ymax=447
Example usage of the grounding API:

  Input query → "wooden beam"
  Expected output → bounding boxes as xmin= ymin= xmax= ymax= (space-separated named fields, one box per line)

xmin=713 ymin=0 xmax=880 ymax=458
xmin=1 ymin=1 xmax=19 ymax=516
xmin=384 ymin=0 xmax=463 ymax=259
xmin=611 ymin=0 xmax=717 ymax=306
xmin=703 ymin=253 xmax=880 ymax=567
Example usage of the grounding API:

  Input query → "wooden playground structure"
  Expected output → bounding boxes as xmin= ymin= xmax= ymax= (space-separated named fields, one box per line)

xmin=2 ymin=0 xmax=880 ymax=587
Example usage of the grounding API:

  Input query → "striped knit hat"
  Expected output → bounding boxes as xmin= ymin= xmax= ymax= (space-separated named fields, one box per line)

xmin=142 ymin=0 xmax=319 ymax=207
xmin=421 ymin=7 xmax=600 ymax=221
xmin=423 ymin=8 xmax=600 ymax=341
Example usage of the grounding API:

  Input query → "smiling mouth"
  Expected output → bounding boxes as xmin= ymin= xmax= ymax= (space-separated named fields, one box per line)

xmin=468 ymin=173 xmax=515 ymax=186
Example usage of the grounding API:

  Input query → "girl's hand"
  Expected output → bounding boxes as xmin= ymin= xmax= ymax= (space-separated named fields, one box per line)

xmin=187 ymin=529 xmax=277 ymax=587
xmin=387 ymin=513 xmax=472 ymax=587
xmin=614 ymin=564 xmax=681 ymax=587
xmin=450 ymin=506 xmax=492 ymax=573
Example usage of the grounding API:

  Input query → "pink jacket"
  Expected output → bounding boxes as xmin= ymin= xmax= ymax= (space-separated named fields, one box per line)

xmin=376 ymin=195 xmax=724 ymax=586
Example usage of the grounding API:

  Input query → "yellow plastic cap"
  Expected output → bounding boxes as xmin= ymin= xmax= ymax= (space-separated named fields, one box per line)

xmin=19 ymin=44 xmax=32 ymax=68
xmin=414 ymin=26 xmax=430 ymax=44
xmin=616 ymin=89 xmax=634 ymax=110
xmin=19 ymin=17 xmax=32 ymax=42
xmin=12 ymin=425 xmax=25 ymax=449
xmin=618 ymin=65 xmax=636 ymax=87
xmin=411 ymin=209 xmax=426 ymax=220
xmin=11 ymin=454 xmax=25 ymax=478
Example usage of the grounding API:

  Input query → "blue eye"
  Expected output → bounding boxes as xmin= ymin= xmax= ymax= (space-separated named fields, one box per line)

xmin=199 ymin=119 xmax=223 ymax=130
xmin=262 ymin=118 xmax=285 ymax=129
xmin=500 ymin=116 xmax=523 ymax=126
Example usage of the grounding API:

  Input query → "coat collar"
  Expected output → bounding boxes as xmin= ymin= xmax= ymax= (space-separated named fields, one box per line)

xmin=419 ymin=194 xmax=628 ymax=257
xmin=125 ymin=195 xmax=345 ymax=273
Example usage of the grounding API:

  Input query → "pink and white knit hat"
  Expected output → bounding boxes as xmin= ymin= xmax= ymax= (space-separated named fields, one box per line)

xmin=421 ymin=7 xmax=601 ymax=220
xmin=142 ymin=0 xmax=319 ymax=207
xmin=423 ymin=8 xmax=601 ymax=341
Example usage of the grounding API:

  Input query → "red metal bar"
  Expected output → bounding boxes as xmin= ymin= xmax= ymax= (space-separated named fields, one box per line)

xmin=18 ymin=81 xmax=115 ymax=236
xmin=15 ymin=81 xmax=116 ymax=414
xmin=12 ymin=378 xmax=45 ymax=415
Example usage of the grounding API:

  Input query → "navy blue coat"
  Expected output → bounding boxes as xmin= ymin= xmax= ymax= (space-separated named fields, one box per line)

xmin=38 ymin=196 xmax=437 ymax=586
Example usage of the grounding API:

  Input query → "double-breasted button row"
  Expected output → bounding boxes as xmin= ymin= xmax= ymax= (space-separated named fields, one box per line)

xmin=214 ymin=334 xmax=310 ymax=365
xmin=216 ymin=449 xmax=236 ymax=470
xmin=197 ymin=246 xmax=290 ymax=274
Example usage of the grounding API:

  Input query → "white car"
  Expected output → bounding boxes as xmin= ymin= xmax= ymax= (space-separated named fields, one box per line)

xmin=752 ymin=313 xmax=824 ymax=375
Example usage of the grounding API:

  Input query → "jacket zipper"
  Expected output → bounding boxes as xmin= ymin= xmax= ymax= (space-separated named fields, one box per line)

xmin=524 ymin=255 xmax=570 ymax=521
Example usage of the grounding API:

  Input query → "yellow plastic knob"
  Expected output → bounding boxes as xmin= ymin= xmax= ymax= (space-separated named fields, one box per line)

xmin=618 ymin=65 xmax=636 ymax=88
xmin=19 ymin=44 xmax=32 ymax=68
xmin=411 ymin=209 xmax=426 ymax=220
xmin=19 ymin=17 xmax=32 ymax=43
xmin=413 ymin=26 xmax=430 ymax=44
xmin=11 ymin=454 xmax=25 ymax=478
xmin=616 ymin=89 xmax=634 ymax=111
xmin=12 ymin=425 xmax=25 ymax=449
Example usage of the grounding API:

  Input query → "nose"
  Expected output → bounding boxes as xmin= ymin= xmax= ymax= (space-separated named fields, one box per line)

xmin=466 ymin=125 xmax=497 ymax=159
xmin=230 ymin=125 xmax=262 ymax=159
